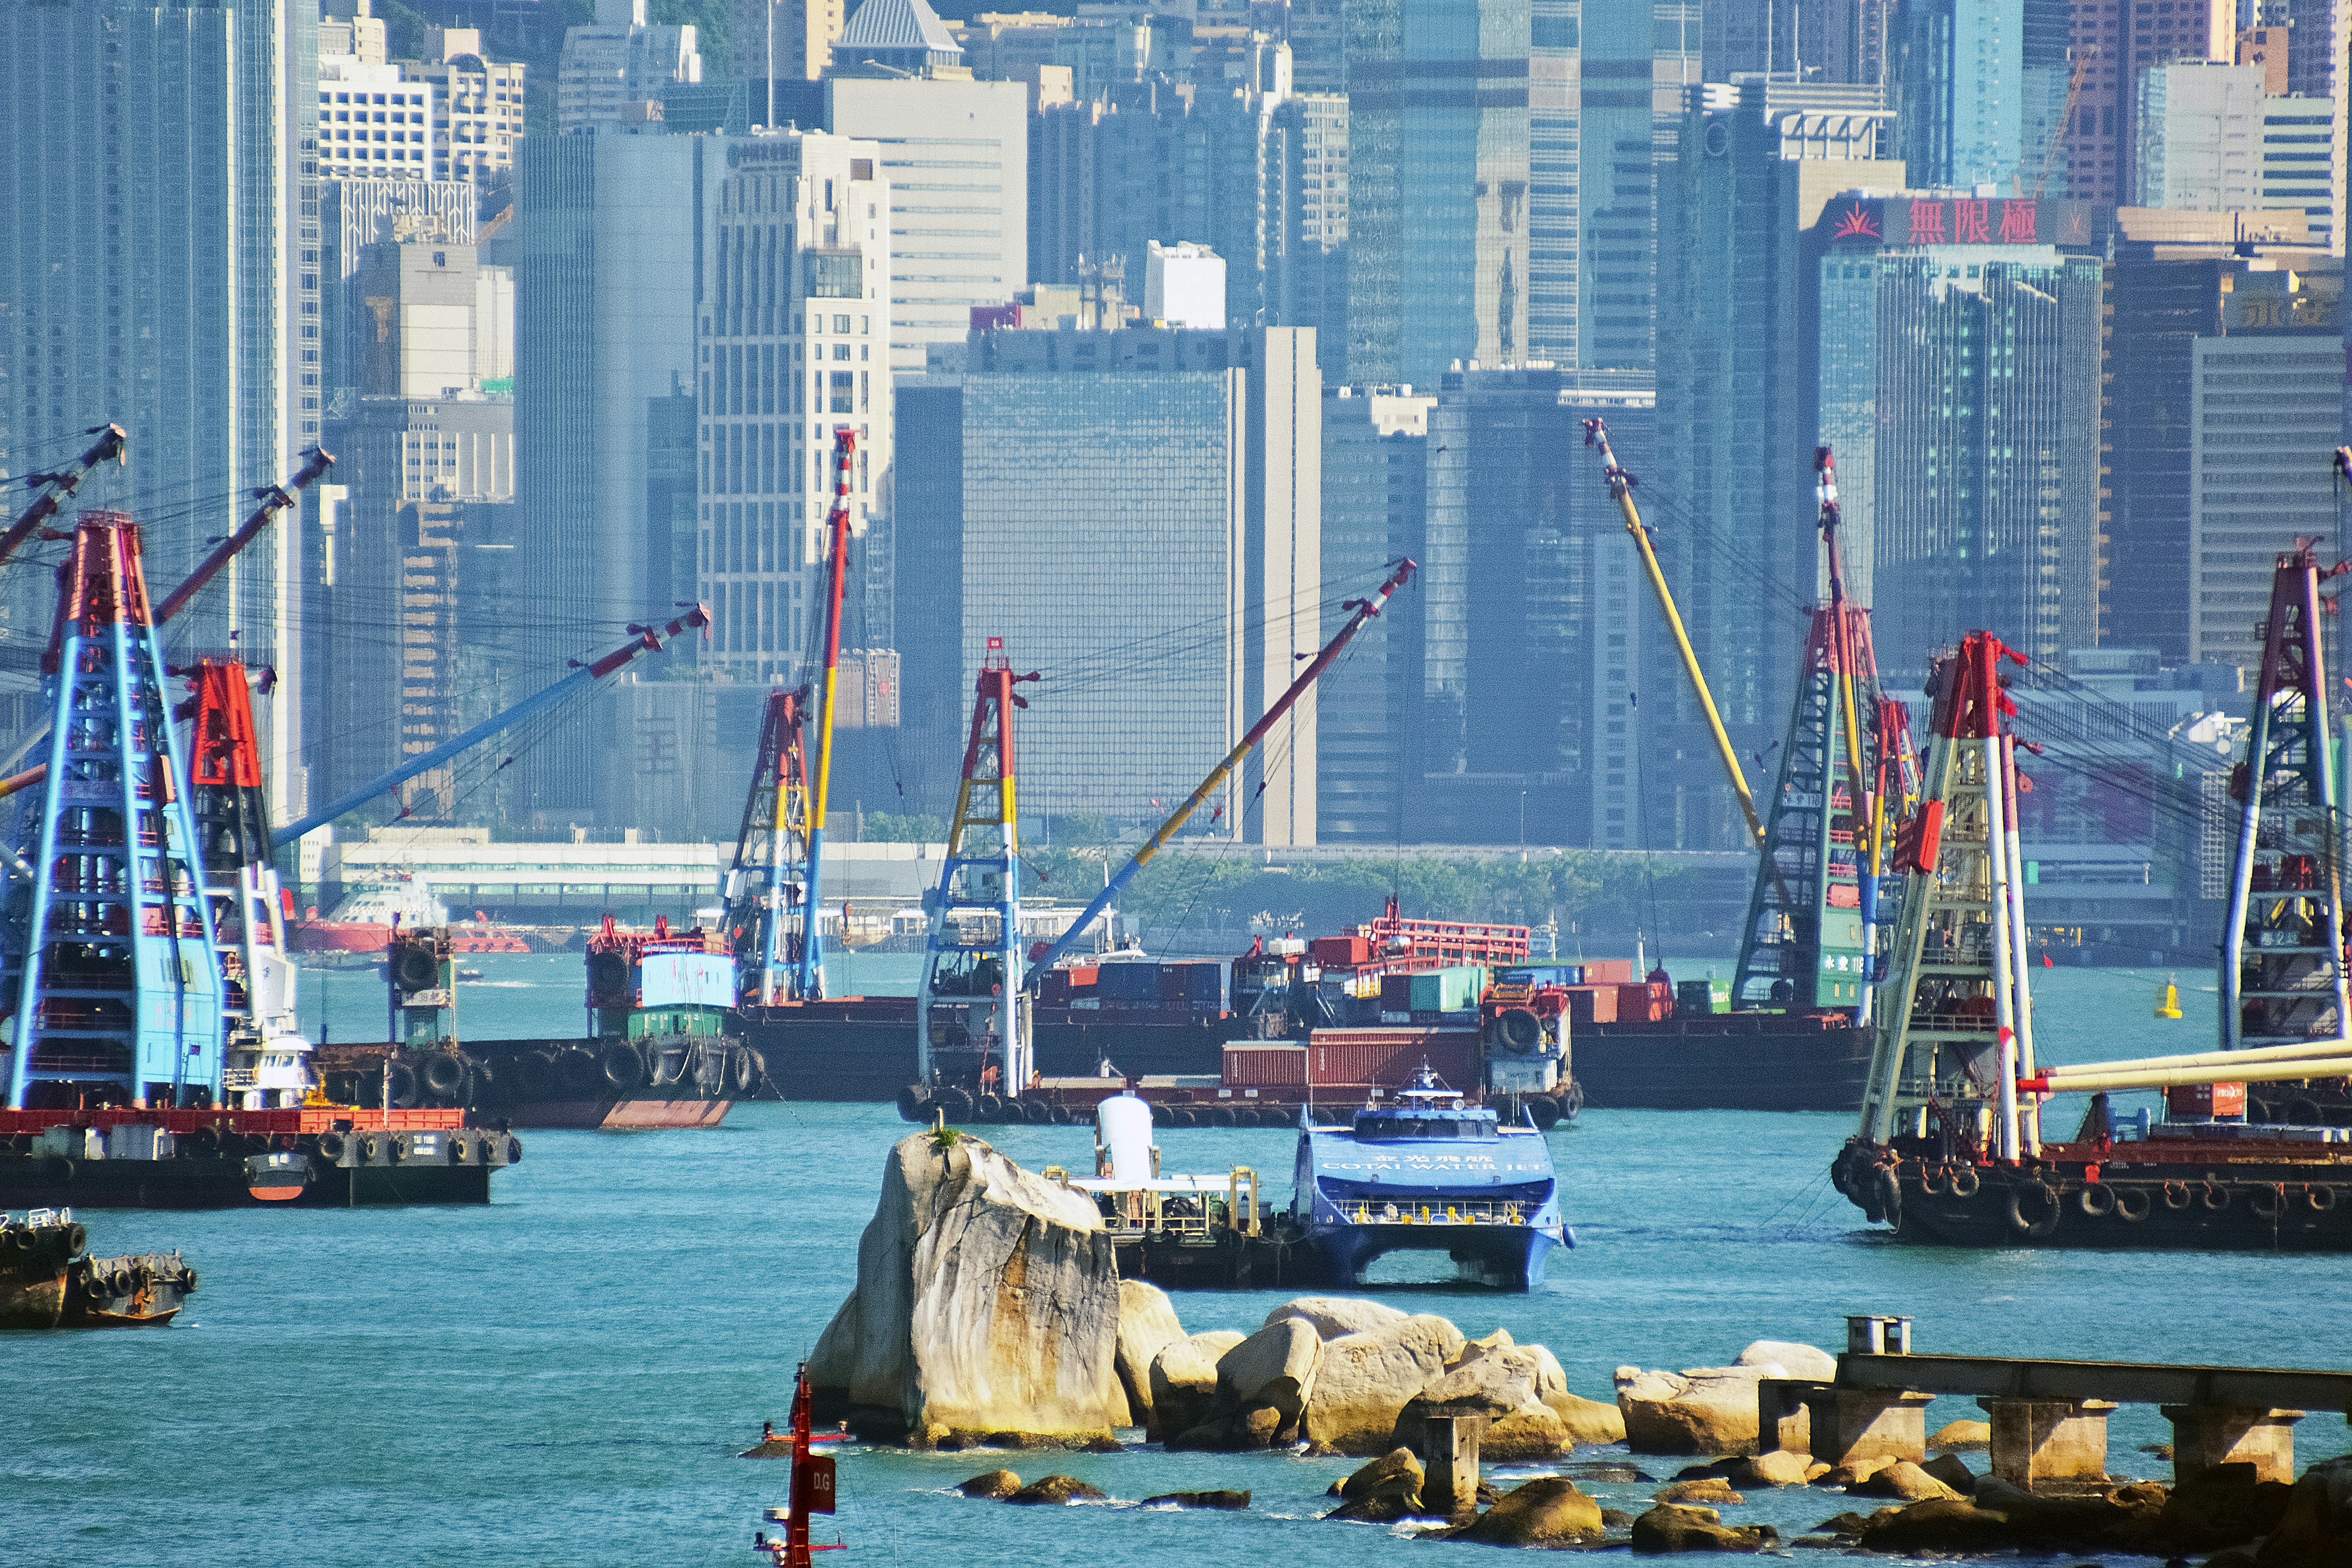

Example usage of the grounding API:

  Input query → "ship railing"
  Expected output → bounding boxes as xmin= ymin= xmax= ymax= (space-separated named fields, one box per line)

xmin=1343 ymin=1198 xmax=1530 ymax=1226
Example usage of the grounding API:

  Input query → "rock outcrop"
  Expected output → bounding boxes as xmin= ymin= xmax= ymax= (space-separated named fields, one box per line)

xmin=1928 ymin=1418 xmax=1991 ymax=1452
xmin=2254 ymin=1455 xmax=2352 ymax=1567
xmin=1113 ymin=1281 xmax=1187 ymax=1431
xmin=1613 ymin=1340 xmax=1834 ymax=1456
xmin=1300 ymin=1314 xmax=1467 ymax=1455
xmin=1631 ymin=1503 xmax=1779 ymax=1553
xmin=1655 ymin=1477 xmax=1744 ymax=1506
xmin=1146 ymin=1331 xmax=1244 ymax=1443
xmin=1731 ymin=1450 xmax=1811 ymax=1487
xmin=1141 ymin=1489 xmax=1251 ymax=1510
xmin=1451 ymin=1478 xmax=1606 ymax=1546
xmin=1265 ymin=1296 xmax=1409 ymax=1340
xmin=1850 ymin=1460 xmax=1961 ymax=1501
xmin=1324 ymin=1448 xmax=1428 ymax=1523
xmin=807 ymin=1133 xmax=1125 ymax=1446
xmin=1171 ymin=1317 xmax=1325 ymax=1449
xmin=1397 ymin=1338 xmax=1570 ymax=1460
xmin=957 ymin=1470 xmax=1022 ymax=1499
xmin=1006 ymin=1475 xmax=1108 ymax=1505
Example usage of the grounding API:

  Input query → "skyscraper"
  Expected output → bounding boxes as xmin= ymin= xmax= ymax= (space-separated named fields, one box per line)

xmin=0 ymin=0 xmax=319 ymax=818
xmin=1891 ymin=0 xmax=2025 ymax=191
xmin=557 ymin=0 xmax=704 ymax=133
xmin=2061 ymin=0 xmax=2232 ymax=204
xmin=1575 ymin=0 xmax=1698 ymax=373
xmin=1813 ymin=194 xmax=2104 ymax=670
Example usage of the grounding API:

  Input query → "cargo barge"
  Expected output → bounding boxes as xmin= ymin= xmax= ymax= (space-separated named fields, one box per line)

xmin=1 ymin=1208 xmax=198 ymax=1328
xmin=313 ymin=919 xmax=759 ymax=1130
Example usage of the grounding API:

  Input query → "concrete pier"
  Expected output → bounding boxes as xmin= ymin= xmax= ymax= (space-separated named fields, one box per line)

xmin=1418 ymin=1415 xmax=1481 ymax=1516
xmin=2162 ymin=1405 xmax=2305 ymax=1484
xmin=1979 ymin=1397 xmax=2116 ymax=1487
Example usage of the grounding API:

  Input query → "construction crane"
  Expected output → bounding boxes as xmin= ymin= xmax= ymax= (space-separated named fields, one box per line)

xmin=268 ymin=606 xmax=710 ymax=849
xmin=2027 ymin=46 xmax=2094 ymax=201
xmin=0 ymin=446 xmax=335 ymax=807
xmin=1580 ymin=418 xmax=1768 ymax=850
xmin=0 ymin=423 xmax=126 ymax=570
xmin=721 ymin=428 xmax=859 ymax=1005
xmin=1020 ymin=557 xmax=1419 ymax=990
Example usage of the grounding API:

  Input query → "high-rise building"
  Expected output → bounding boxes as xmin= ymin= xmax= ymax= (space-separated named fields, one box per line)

xmin=1316 ymin=384 xmax=1430 ymax=844
xmin=2136 ymin=61 xmax=2266 ymax=211
xmin=318 ymin=181 xmax=479 ymax=408
xmin=2061 ymin=0 xmax=2233 ymax=205
xmin=825 ymin=0 xmax=1026 ymax=371
xmin=897 ymin=325 xmax=1323 ymax=842
xmin=1345 ymin=0 xmax=1531 ymax=385
xmin=2187 ymin=277 xmax=2345 ymax=672
xmin=2284 ymin=0 xmax=2350 ymax=251
xmin=1891 ymin=0 xmax=2025 ymax=191
xmin=1654 ymin=77 xmax=1901 ymax=848
xmin=695 ymin=130 xmax=893 ymax=685
xmin=408 ymin=29 xmax=529 ymax=187
xmin=513 ymin=131 xmax=712 ymax=818
xmin=2264 ymin=93 xmax=2342 ymax=252
xmin=1145 ymin=240 xmax=1227 ymax=328
xmin=317 ymin=56 xmax=440 ymax=182
xmin=558 ymin=0 xmax=704 ymax=133
xmin=739 ymin=0 xmax=847 ymax=84
xmin=1 ymin=0 xmax=319 ymax=818
xmin=1703 ymin=0 xmax=1893 ymax=85
xmin=1573 ymin=0 xmax=1699 ymax=373
xmin=1813 ymin=194 xmax=2105 ymax=670
xmin=2105 ymin=215 xmax=2334 ymax=662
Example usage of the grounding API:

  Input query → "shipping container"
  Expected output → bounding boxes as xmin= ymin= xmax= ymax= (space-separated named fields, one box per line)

xmin=1674 ymin=979 xmax=1730 ymax=1016
xmin=1223 ymin=1042 xmax=1309 ymax=1087
xmin=1039 ymin=970 xmax=1072 ymax=1005
xmin=1095 ymin=961 xmax=1161 ymax=1001
xmin=1408 ymin=965 xmax=1484 ymax=1013
xmin=1497 ymin=964 xmax=1583 ymax=989
xmin=1566 ymin=987 xmax=1618 ymax=1025
xmin=1310 ymin=935 xmax=1371 ymax=968
xmin=1584 ymin=958 xmax=1635 ymax=985
xmin=2168 ymin=1082 xmax=2248 ymax=1119
xmin=1617 ymin=983 xmax=1667 ymax=1023
xmin=1305 ymin=1028 xmax=1480 ymax=1093
xmin=1065 ymin=967 xmax=1099 ymax=989
xmin=1157 ymin=961 xmax=1227 ymax=1011
xmin=1380 ymin=974 xmax=1415 ymax=1011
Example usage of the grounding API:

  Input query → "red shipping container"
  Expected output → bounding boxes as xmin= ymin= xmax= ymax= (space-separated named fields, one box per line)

xmin=2167 ymin=1081 xmax=2247 ymax=1119
xmin=1066 ymin=967 xmax=1099 ymax=989
xmin=1617 ymin=983 xmax=1665 ymax=1023
xmin=1305 ymin=1028 xmax=1480 ymax=1091
xmin=1223 ymin=1043 xmax=1309 ymax=1087
xmin=1566 ymin=987 xmax=1618 ymax=1025
xmin=1584 ymin=958 xmax=1634 ymax=985
xmin=1311 ymin=935 xmax=1371 ymax=967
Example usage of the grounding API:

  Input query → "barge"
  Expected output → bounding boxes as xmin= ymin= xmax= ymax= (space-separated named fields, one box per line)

xmin=1 ymin=1208 xmax=198 ymax=1328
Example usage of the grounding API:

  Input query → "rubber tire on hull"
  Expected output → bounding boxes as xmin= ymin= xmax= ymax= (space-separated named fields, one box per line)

xmin=422 ymin=1054 xmax=467 ymax=1101
xmin=1020 ymin=1099 xmax=1051 ymax=1124
xmin=937 ymin=1087 xmax=973 ymax=1122
xmin=1527 ymin=1097 xmax=1563 ymax=1130
xmin=386 ymin=1061 xmax=420 ymax=1110
xmin=897 ymin=1085 xmax=932 ymax=1122
xmin=728 ymin=1046 xmax=758 ymax=1096
xmin=601 ymin=1042 xmax=645 ymax=1091
xmin=974 ymin=1092 xmax=1004 ymax=1121
xmin=1210 ymin=1106 xmax=1237 ymax=1127
xmin=1049 ymin=1105 xmax=1075 ymax=1126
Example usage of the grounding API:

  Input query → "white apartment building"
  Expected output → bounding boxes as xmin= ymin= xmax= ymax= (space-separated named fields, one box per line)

xmin=410 ymin=29 xmax=528 ymax=187
xmin=696 ymin=132 xmax=893 ymax=681
xmin=319 ymin=57 xmax=441 ymax=182
xmin=2137 ymin=61 xmax=2265 ymax=212
xmin=558 ymin=0 xmax=703 ymax=133
xmin=2262 ymin=95 xmax=2340 ymax=253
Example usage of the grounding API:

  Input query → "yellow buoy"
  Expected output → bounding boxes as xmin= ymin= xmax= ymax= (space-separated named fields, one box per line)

xmin=2155 ymin=975 xmax=2183 ymax=1021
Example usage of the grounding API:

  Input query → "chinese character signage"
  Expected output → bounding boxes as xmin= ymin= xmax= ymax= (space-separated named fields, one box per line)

xmin=1821 ymin=197 xmax=2107 ymax=251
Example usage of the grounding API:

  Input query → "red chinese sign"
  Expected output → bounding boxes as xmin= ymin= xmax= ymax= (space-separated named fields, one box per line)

xmin=1823 ymin=197 xmax=2101 ymax=249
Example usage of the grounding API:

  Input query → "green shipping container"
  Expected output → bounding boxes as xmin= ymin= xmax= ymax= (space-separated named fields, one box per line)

xmin=1409 ymin=965 xmax=1485 ymax=1012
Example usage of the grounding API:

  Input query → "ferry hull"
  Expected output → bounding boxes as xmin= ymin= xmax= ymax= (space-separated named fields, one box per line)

xmin=1307 ymin=1221 xmax=1567 ymax=1289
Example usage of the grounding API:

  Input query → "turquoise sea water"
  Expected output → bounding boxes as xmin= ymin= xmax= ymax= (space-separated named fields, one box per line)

xmin=7 ymin=963 xmax=2348 ymax=1567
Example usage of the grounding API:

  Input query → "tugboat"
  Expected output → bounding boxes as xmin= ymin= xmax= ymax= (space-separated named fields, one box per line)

xmin=1 ymin=1209 xmax=197 ymax=1328
xmin=1291 ymin=1065 xmax=1569 ymax=1288
xmin=309 ymin=915 xmax=760 ymax=1130
xmin=1831 ymin=570 xmax=2352 ymax=1249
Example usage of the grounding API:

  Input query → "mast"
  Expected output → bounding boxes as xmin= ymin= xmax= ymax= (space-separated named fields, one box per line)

xmin=6 ymin=513 xmax=226 ymax=1110
xmin=1020 ymin=557 xmax=1417 ymax=989
xmin=725 ymin=688 xmax=815 ymax=1006
xmin=797 ymin=428 xmax=858 ymax=1000
xmin=916 ymin=639 xmax=1034 ymax=1094
xmin=1855 ymin=632 xmax=2034 ymax=1161
xmin=1730 ymin=446 xmax=1900 ymax=1017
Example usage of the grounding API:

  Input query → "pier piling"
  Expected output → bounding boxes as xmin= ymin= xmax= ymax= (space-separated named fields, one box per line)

xmin=1978 ymin=1397 xmax=2116 ymax=1487
xmin=1418 ymin=1416 xmax=1482 ymax=1517
xmin=2162 ymin=1404 xmax=2305 ymax=1484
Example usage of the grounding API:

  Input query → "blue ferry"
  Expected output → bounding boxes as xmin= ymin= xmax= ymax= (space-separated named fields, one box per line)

xmin=1290 ymin=1066 xmax=1570 ymax=1289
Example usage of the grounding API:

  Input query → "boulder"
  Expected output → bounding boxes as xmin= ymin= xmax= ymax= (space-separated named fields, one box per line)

xmin=1631 ymin=1503 xmax=1779 ymax=1553
xmin=1112 ymin=1281 xmax=1187 ymax=1430
xmin=957 ymin=1469 xmax=1022 ymax=1499
xmin=1928 ymin=1418 xmax=1991 ymax=1452
xmin=1263 ymin=1296 xmax=1411 ymax=1340
xmin=1006 ymin=1475 xmax=1108 ymax=1505
xmin=1820 ymin=1453 xmax=1895 ymax=1488
xmin=1732 ymin=1340 xmax=1837 ymax=1381
xmin=1615 ymin=1364 xmax=1773 ymax=1456
xmin=1552 ymin=1389 xmax=1628 ymax=1445
xmin=808 ymin=1133 xmax=1124 ymax=1446
xmin=1655 ymin=1478 xmax=1745 ymax=1505
xmin=1849 ymin=1460 xmax=1961 ymax=1502
xmin=1334 ymin=1446 xmax=1424 ymax=1503
xmin=1452 ymin=1478 xmax=1606 ymax=1546
xmin=1729 ymin=1449 xmax=1811 ymax=1488
xmin=1171 ymin=1318 xmax=1324 ymax=1449
xmin=1147 ymin=1331 xmax=1244 ymax=1442
xmin=1301 ymin=1314 xmax=1468 ymax=1455
xmin=1398 ymin=1341 xmax=1570 ymax=1460
xmin=1917 ymin=1453 xmax=1976 ymax=1494
xmin=1854 ymin=1496 xmax=2017 ymax=1554
xmin=1141 ymin=1490 xmax=1251 ymax=1510
xmin=1966 ymin=1474 xmax=2164 ymax=1548
xmin=2256 ymin=1455 xmax=2352 ymax=1568
xmin=2150 ymin=1461 xmax=2294 ymax=1552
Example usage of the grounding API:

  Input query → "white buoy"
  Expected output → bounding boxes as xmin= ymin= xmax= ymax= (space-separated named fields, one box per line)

xmin=1095 ymin=1094 xmax=1155 ymax=1185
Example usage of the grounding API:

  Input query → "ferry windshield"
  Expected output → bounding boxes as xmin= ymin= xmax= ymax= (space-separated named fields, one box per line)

xmin=1351 ymin=1111 xmax=1499 ymax=1141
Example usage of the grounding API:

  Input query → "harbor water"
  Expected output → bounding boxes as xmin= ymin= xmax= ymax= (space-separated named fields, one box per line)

xmin=7 ymin=961 xmax=2348 ymax=1565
